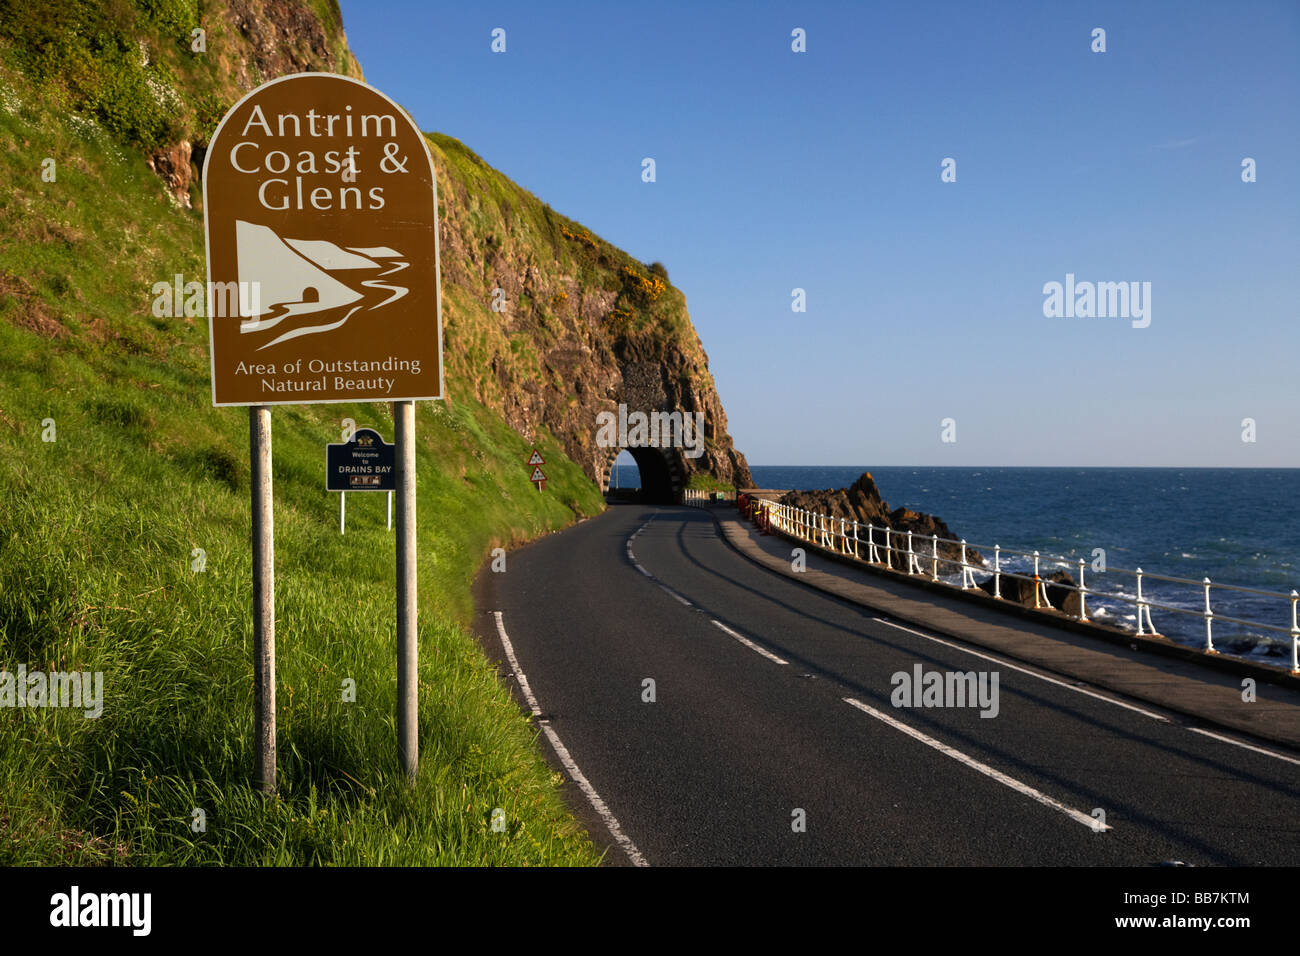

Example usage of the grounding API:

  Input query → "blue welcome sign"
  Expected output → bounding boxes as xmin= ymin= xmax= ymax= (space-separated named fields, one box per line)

xmin=326 ymin=427 xmax=396 ymax=491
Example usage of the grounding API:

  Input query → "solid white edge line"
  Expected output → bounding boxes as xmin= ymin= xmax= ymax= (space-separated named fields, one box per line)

xmin=711 ymin=620 xmax=789 ymax=665
xmin=871 ymin=617 xmax=1169 ymax=722
xmin=1187 ymin=727 xmax=1300 ymax=767
xmin=842 ymin=697 xmax=1108 ymax=831
xmin=492 ymin=611 xmax=649 ymax=867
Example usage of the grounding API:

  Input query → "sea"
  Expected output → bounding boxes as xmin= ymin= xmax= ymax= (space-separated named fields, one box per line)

xmin=731 ymin=466 xmax=1299 ymax=665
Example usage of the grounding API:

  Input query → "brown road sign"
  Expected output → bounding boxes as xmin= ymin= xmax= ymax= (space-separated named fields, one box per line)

xmin=203 ymin=74 xmax=443 ymax=406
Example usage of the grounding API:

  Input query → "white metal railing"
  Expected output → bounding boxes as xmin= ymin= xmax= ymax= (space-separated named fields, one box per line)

xmin=682 ymin=488 xmax=735 ymax=504
xmin=742 ymin=496 xmax=1299 ymax=673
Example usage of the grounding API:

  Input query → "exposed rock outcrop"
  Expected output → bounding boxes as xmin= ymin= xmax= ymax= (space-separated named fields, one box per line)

xmin=779 ymin=472 xmax=980 ymax=567
xmin=146 ymin=140 xmax=193 ymax=207
xmin=226 ymin=0 xmax=361 ymax=87
xmin=978 ymin=567 xmax=1080 ymax=615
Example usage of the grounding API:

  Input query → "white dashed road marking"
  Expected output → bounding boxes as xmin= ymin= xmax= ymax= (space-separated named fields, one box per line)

xmin=1187 ymin=727 xmax=1300 ymax=767
xmin=711 ymin=620 xmax=789 ymax=665
xmin=843 ymin=697 xmax=1107 ymax=831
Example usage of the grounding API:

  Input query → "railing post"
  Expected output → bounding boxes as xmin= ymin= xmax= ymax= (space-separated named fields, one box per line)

xmin=1033 ymin=551 xmax=1042 ymax=609
xmin=1077 ymin=558 xmax=1088 ymax=622
xmin=1291 ymin=590 xmax=1299 ymax=674
xmin=960 ymin=540 xmax=971 ymax=589
xmin=906 ymin=530 xmax=915 ymax=575
xmin=1136 ymin=568 xmax=1146 ymax=635
xmin=1203 ymin=577 xmax=1214 ymax=653
xmin=840 ymin=517 xmax=847 ymax=554
xmin=852 ymin=520 xmax=859 ymax=559
xmin=993 ymin=545 xmax=1001 ymax=599
xmin=867 ymin=523 xmax=878 ymax=564
xmin=931 ymin=533 xmax=939 ymax=581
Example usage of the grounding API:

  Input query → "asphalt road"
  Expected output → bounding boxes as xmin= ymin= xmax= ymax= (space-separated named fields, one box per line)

xmin=475 ymin=503 xmax=1300 ymax=866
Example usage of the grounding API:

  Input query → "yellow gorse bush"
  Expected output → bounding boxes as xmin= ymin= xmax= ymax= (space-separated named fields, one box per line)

xmin=620 ymin=266 xmax=665 ymax=301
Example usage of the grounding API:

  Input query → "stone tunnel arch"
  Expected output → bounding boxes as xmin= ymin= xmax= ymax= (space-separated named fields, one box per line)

xmin=596 ymin=444 xmax=683 ymax=504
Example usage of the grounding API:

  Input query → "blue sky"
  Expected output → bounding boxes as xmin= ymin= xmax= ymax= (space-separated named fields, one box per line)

xmin=339 ymin=0 xmax=1300 ymax=467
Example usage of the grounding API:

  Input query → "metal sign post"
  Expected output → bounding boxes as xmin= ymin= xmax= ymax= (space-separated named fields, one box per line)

xmin=394 ymin=400 xmax=417 ymax=778
xmin=250 ymin=406 xmax=276 ymax=794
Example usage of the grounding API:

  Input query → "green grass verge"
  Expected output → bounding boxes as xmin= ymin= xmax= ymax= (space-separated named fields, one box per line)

xmin=686 ymin=473 xmax=736 ymax=493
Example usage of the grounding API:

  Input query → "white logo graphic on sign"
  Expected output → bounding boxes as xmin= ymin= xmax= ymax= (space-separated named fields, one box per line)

xmin=235 ymin=219 xmax=409 ymax=350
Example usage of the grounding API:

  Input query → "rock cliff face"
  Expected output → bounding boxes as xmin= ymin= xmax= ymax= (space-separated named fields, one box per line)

xmin=779 ymin=472 xmax=981 ymax=567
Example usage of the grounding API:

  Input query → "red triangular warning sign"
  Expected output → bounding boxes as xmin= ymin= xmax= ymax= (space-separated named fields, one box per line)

xmin=529 ymin=466 xmax=546 ymax=482
xmin=527 ymin=449 xmax=545 ymax=466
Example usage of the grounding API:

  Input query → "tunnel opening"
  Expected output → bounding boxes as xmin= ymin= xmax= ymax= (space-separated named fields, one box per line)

xmin=608 ymin=450 xmax=640 ymax=491
xmin=603 ymin=446 xmax=678 ymax=504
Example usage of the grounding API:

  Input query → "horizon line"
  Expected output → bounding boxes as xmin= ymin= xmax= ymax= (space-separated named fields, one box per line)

xmin=745 ymin=463 xmax=1300 ymax=470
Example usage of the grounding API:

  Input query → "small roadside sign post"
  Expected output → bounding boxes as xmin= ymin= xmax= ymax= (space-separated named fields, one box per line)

xmin=204 ymin=73 xmax=442 ymax=790
xmin=327 ymin=427 xmax=396 ymax=534
xmin=527 ymin=449 xmax=546 ymax=490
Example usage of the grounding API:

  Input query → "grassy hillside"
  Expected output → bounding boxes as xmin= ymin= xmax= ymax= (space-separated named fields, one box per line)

xmin=0 ymin=16 xmax=611 ymax=863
